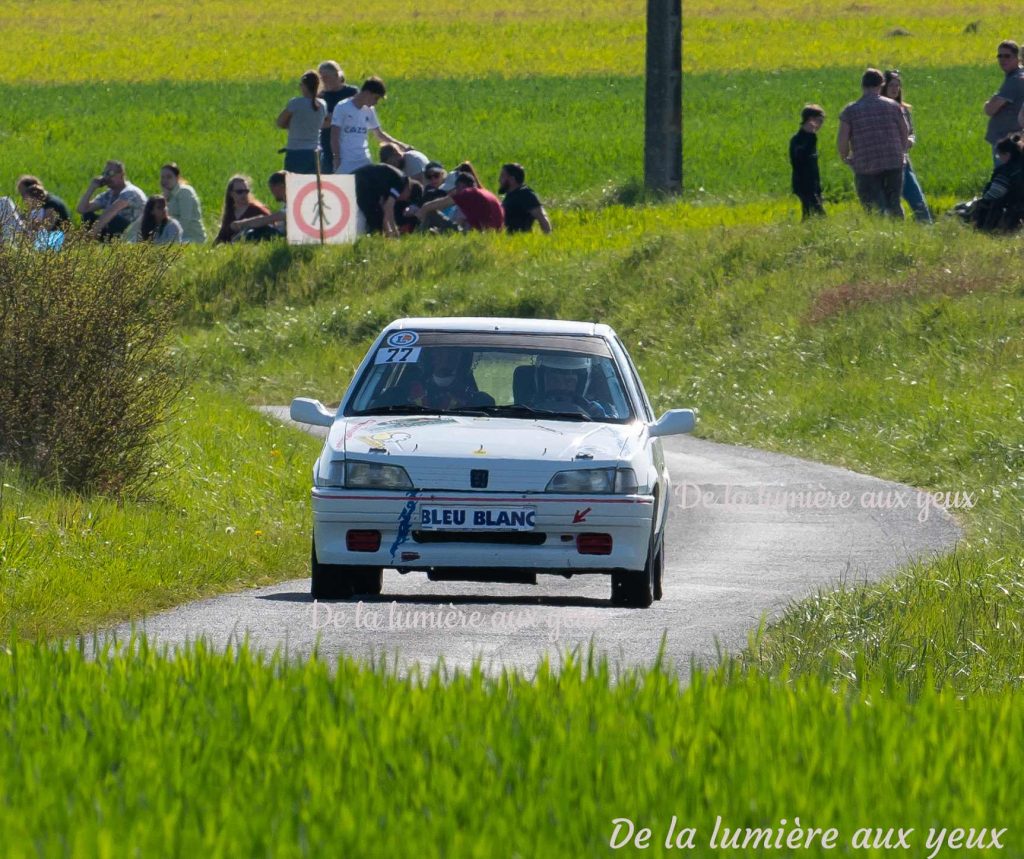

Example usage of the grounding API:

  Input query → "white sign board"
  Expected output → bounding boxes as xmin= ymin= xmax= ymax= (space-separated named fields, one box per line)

xmin=285 ymin=173 xmax=363 ymax=245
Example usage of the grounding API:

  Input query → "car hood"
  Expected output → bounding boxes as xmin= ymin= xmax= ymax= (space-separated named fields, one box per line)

xmin=325 ymin=415 xmax=641 ymax=491
xmin=331 ymin=415 xmax=636 ymax=459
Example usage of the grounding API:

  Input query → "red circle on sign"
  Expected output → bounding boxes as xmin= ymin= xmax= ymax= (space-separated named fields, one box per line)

xmin=291 ymin=181 xmax=352 ymax=239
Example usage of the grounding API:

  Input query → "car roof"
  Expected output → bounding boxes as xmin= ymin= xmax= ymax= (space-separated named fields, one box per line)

xmin=385 ymin=317 xmax=616 ymax=337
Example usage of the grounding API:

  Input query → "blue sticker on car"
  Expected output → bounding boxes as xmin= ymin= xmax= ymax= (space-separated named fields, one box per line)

xmin=386 ymin=330 xmax=419 ymax=348
xmin=389 ymin=491 xmax=419 ymax=561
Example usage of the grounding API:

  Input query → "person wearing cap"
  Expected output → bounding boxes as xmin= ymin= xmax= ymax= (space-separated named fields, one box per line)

xmin=532 ymin=354 xmax=608 ymax=419
xmin=330 ymin=76 xmax=410 ymax=174
xmin=414 ymin=171 xmax=503 ymax=232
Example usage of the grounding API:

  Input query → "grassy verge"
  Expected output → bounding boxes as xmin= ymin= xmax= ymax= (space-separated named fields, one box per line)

xmin=0 ymin=638 xmax=1019 ymax=857
xmin=0 ymin=389 xmax=319 ymax=638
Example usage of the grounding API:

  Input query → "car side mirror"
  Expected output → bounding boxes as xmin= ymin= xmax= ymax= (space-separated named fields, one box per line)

xmin=648 ymin=409 xmax=696 ymax=438
xmin=290 ymin=397 xmax=335 ymax=427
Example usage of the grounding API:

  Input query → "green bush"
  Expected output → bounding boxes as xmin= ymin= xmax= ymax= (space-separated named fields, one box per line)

xmin=0 ymin=232 xmax=185 ymax=495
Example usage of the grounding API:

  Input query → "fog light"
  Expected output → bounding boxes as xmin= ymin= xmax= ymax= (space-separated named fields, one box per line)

xmin=346 ymin=530 xmax=382 ymax=552
xmin=576 ymin=533 xmax=613 ymax=555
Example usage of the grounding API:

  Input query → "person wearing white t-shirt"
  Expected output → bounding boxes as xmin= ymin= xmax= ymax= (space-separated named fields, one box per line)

xmin=330 ymin=76 xmax=409 ymax=174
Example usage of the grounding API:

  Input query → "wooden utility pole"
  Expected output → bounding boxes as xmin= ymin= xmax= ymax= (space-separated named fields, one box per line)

xmin=644 ymin=0 xmax=682 ymax=194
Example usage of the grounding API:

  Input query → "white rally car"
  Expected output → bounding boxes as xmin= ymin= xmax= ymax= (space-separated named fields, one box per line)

xmin=290 ymin=317 xmax=695 ymax=607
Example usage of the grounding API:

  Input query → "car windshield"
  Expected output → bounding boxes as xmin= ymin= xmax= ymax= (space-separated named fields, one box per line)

xmin=346 ymin=332 xmax=635 ymax=423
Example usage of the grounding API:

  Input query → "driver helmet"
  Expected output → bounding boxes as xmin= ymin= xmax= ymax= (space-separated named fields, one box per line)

xmin=537 ymin=353 xmax=591 ymax=397
xmin=427 ymin=347 xmax=462 ymax=389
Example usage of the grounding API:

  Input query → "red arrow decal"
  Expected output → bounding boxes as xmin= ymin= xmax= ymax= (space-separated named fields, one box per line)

xmin=572 ymin=507 xmax=592 ymax=524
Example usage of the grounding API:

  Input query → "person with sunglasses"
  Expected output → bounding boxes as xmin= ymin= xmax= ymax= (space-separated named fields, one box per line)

xmin=985 ymin=41 xmax=1024 ymax=162
xmin=214 ymin=175 xmax=270 ymax=244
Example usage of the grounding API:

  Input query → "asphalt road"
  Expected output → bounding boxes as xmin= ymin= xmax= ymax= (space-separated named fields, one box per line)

xmin=115 ymin=407 xmax=961 ymax=678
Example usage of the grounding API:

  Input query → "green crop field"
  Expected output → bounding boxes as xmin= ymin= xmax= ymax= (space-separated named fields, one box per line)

xmin=2 ymin=1 xmax=1024 ymax=855
xmin=0 ymin=0 xmax=1009 ymax=218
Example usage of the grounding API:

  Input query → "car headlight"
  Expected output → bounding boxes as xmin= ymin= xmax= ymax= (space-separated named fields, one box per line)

xmin=345 ymin=461 xmax=413 ymax=490
xmin=545 ymin=467 xmax=639 ymax=494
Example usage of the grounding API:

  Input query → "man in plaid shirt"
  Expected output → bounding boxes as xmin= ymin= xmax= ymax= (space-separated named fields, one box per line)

xmin=837 ymin=68 xmax=910 ymax=217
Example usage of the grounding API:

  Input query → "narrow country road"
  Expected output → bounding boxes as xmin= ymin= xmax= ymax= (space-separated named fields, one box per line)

xmin=114 ymin=408 xmax=961 ymax=677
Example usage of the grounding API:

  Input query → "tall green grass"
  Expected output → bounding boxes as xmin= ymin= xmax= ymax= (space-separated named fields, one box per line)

xmin=0 ymin=638 xmax=1019 ymax=857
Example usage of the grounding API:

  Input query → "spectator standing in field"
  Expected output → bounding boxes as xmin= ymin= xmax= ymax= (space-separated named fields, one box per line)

xmin=416 ymin=171 xmax=504 ymax=232
xmin=317 ymin=61 xmax=358 ymax=174
xmin=233 ymin=171 xmax=289 ymax=241
xmin=353 ymin=162 xmax=412 ymax=237
xmin=136 ymin=195 xmax=183 ymax=244
xmin=882 ymin=71 xmax=932 ymax=223
xmin=498 ymin=162 xmax=552 ymax=233
xmin=277 ymin=70 xmax=328 ymax=175
xmin=789 ymin=104 xmax=826 ymax=220
xmin=986 ymin=41 xmax=1024 ymax=161
xmin=379 ymin=143 xmax=431 ymax=183
xmin=76 ymin=160 xmax=147 ymax=239
xmin=16 ymin=175 xmax=71 ymax=229
xmin=837 ymin=68 xmax=909 ymax=218
xmin=214 ymin=175 xmax=270 ymax=244
xmin=158 ymin=163 xmax=206 ymax=243
xmin=331 ymin=77 xmax=410 ymax=174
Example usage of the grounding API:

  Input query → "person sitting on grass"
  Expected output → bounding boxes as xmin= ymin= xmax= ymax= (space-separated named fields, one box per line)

xmin=135 ymin=195 xmax=183 ymax=244
xmin=214 ymin=174 xmax=270 ymax=244
xmin=415 ymin=171 xmax=504 ymax=232
xmin=971 ymin=132 xmax=1024 ymax=231
xmin=232 ymin=171 xmax=288 ymax=242
xmin=76 ymin=160 xmax=147 ymax=240
xmin=158 ymin=163 xmax=206 ymax=243
xmin=16 ymin=175 xmax=71 ymax=230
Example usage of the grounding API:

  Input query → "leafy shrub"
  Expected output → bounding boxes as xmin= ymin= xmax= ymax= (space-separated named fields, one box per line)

xmin=0 ymin=231 xmax=186 ymax=495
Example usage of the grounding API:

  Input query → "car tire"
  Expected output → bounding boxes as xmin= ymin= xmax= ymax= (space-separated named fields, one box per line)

xmin=310 ymin=540 xmax=384 ymax=600
xmin=611 ymin=527 xmax=658 ymax=608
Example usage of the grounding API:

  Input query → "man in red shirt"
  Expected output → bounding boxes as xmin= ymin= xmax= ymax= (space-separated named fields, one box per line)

xmin=414 ymin=171 xmax=503 ymax=231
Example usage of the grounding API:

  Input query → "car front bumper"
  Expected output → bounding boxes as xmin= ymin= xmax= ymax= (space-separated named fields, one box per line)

xmin=310 ymin=488 xmax=656 ymax=572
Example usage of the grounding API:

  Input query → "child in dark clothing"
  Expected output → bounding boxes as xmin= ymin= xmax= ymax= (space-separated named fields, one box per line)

xmin=790 ymin=104 xmax=826 ymax=220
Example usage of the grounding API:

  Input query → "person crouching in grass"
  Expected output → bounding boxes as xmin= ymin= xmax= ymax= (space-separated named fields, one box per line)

xmin=790 ymin=104 xmax=826 ymax=220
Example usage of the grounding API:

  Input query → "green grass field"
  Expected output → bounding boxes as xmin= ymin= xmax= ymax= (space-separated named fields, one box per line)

xmin=0 ymin=0 xmax=1007 ymax=215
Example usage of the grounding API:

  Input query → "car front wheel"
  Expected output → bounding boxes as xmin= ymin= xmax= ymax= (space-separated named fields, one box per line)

xmin=310 ymin=540 xmax=383 ymax=600
xmin=610 ymin=527 xmax=661 ymax=608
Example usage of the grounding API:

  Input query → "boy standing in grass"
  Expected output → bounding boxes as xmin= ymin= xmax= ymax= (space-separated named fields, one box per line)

xmin=790 ymin=104 xmax=826 ymax=220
